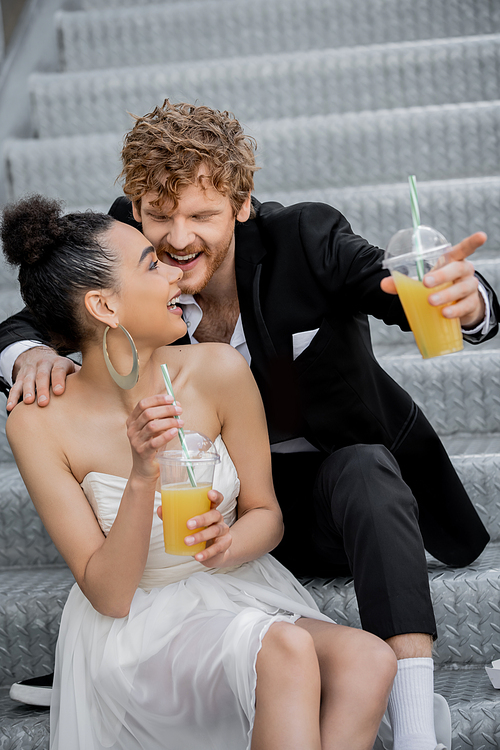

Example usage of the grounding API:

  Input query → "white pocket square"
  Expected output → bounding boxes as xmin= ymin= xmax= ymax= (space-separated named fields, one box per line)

xmin=292 ymin=329 xmax=319 ymax=360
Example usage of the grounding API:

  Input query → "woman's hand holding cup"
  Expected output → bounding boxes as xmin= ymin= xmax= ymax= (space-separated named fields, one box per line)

xmin=157 ymin=489 xmax=232 ymax=566
xmin=126 ymin=394 xmax=184 ymax=480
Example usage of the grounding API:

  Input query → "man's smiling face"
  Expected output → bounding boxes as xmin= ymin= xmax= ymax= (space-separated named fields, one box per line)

xmin=133 ymin=170 xmax=251 ymax=296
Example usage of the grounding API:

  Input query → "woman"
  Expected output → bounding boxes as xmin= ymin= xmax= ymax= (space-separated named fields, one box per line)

xmin=2 ymin=195 xmax=396 ymax=750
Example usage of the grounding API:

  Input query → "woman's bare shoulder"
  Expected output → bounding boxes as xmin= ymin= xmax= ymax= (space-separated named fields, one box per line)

xmin=6 ymin=399 xmax=48 ymax=436
xmin=160 ymin=343 xmax=249 ymax=378
xmin=6 ymin=385 xmax=75 ymax=444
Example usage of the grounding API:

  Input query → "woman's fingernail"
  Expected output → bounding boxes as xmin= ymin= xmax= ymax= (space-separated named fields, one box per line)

xmin=174 ymin=405 xmax=182 ymax=413
xmin=38 ymin=395 xmax=47 ymax=404
xmin=25 ymin=393 xmax=32 ymax=399
xmin=426 ymin=275 xmax=436 ymax=287
xmin=429 ymin=294 xmax=442 ymax=305
xmin=185 ymin=536 xmax=195 ymax=545
xmin=187 ymin=519 xmax=196 ymax=529
xmin=53 ymin=384 xmax=63 ymax=393
xmin=195 ymin=553 xmax=204 ymax=561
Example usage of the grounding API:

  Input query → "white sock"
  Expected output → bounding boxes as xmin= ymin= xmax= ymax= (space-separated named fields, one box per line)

xmin=387 ymin=657 xmax=437 ymax=750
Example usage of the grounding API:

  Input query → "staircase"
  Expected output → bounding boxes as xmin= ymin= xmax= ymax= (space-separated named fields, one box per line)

xmin=1 ymin=0 xmax=500 ymax=747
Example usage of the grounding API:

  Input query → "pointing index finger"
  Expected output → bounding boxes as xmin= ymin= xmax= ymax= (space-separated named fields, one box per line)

xmin=447 ymin=232 xmax=487 ymax=262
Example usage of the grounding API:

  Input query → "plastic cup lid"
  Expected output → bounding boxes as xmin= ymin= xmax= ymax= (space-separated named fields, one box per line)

xmin=383 ymin=225 xmax=451 ymax=268
xmin=157 ymin=431 xmax=220 ymax=464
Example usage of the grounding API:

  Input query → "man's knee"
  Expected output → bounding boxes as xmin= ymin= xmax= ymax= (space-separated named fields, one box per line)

xmin=330 ymin=443 xmax=399 ymax=477
xmin=316 ymin=444 xmax=400 ymax=496
xmin=314 ymin=443 xmax=417 ymax=520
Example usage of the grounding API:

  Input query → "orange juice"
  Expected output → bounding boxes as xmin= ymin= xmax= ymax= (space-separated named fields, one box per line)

xmin=161 ymin=482 xmax=211 ymax=556
xmin=392 ymin=270 xmax=463 ymax=359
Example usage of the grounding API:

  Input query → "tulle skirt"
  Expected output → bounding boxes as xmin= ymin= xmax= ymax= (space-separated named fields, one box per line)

xmin=50 ymin=554 xmax=331 ymax=750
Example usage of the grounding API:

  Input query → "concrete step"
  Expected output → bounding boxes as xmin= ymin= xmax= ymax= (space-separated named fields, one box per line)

xmin=30 ymin=34 xmax=500 ymax=138
xmin=55 ymin=0 xmax=500 ymax=73
xmin=0 ymin=355 xmax=499 ymax=568
xmin=371 ymin=322 xmax=500 ymax=352
xmin=1 ymin=666 xmax=498 ymax=749
xmin=0 ymin=328 xmax=498 ymax=448
xmin=6 ymin=101 xmax=500 ymax=205
xmin=0 ymin=566 xmax=74 ymax=689
xmin=56 ymin=176 xmax=500 ymax=273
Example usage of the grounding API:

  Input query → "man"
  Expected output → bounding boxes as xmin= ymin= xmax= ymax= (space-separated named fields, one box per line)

xmin=2 ymin=101 xmax=498 ymax=749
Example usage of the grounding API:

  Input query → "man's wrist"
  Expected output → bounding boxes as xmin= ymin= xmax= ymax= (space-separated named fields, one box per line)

xmin=461 ymin=283 xmax=491 ymax=336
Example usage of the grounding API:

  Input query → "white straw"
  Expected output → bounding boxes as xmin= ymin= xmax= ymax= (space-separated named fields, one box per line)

xmin=409 ymin=175 xmax=425 ymax=281
xmin=160 ymin=364 xmax=197 ymax=487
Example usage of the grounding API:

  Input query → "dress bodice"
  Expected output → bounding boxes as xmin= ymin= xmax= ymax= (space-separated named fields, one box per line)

xmin=81 ymin=436 xmax=240 ymax=590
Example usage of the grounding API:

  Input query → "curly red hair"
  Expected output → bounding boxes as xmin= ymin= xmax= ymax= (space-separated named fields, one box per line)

xmin=120 ymin=100 xmax=258 ymax=216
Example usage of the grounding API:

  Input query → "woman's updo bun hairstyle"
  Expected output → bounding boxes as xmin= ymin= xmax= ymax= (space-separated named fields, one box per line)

xmin=2 ymin=195 xmax=66 ymax=267
xmin=1 ymin=195 xmax=116 ymax=353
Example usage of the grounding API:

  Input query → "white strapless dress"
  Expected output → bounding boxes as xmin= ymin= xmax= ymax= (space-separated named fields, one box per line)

xmin=50 ymin=437 xmax=332 ymax=750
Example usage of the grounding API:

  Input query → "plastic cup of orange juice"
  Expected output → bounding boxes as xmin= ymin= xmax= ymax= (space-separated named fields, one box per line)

xmin=383 ymin=225 xmax=463 ymax=359
xmin=157 ymin=432 xmax=220 ymax=556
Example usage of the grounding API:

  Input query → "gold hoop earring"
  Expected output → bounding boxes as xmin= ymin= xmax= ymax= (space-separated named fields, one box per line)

xmin=102 ymin=324 xmax=139 ymax=390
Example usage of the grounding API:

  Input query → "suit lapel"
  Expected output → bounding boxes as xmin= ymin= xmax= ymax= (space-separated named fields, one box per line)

xmin=234 ymin=211 xmax=277 ymax=381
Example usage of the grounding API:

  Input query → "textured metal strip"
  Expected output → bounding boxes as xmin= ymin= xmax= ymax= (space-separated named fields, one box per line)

xmin=2 ymin=442 xmax=500 ymax=567
xmin=0 ymin=463 xmax=64 ymax=567
xmin=1 ymin=671 xmax=500 ymax=750
xmin=303 ymin=543 xmax=500 ymax=665
xmin=259 ymin=176 xmax=500 ymax=250
xmin=379 ymin=348 xmax=500 ymax=436
xmin=56 ymin=0 xmax=500 ymax=72
xmin=1 ymin=672 xmax=499 ymax=750
xmin=251 ymin=101 xmax=500 ymax=192
xmin=0 ymin=568 xmax=73 ymax=688
xmin=7 ymin=101 xmax=500 ymax=204
xmin=3 ymin=547 xmax=500 ymax=686
xmin=435 ymin=667 xmax=500 ymax=750
xmin=0 ymin=689 xmax=49 ymax=750
xmin=30 ymin=35 xmax=500 ymax=138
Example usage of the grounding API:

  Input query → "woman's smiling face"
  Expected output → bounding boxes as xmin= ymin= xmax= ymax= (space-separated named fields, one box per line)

xmin=106 ymin=221 xmax=187 ymax=348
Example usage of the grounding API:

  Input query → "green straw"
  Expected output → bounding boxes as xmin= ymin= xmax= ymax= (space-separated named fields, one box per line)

xmin=160 ymin=363 xmax=197 ymax=487
xmin=409 ymin=175 xmax=425 ymax=281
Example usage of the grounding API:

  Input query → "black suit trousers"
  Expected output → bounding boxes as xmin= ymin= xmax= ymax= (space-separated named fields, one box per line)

xmin=271 ymin=441 xmax=438 ymax=641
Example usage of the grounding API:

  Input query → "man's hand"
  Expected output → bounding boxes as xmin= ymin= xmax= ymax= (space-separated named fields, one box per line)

xmin=7 ymin=346 xmax=80 ymax=411
xmin=380 ymin=231 xmax=487 ymax=328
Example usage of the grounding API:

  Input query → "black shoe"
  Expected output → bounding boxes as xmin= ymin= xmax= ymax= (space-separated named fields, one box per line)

xmin=9 ymin=672 xmax=53 ymax=707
